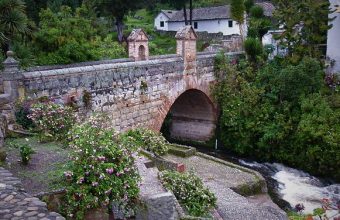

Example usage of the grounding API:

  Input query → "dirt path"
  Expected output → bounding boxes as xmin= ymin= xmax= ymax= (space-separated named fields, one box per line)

xmin=3 ymin=137 xmax=70 ymax=195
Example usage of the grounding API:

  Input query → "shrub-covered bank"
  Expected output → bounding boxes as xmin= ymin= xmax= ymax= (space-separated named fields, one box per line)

xmin=213 ymin=54 xmax=340 ymax=181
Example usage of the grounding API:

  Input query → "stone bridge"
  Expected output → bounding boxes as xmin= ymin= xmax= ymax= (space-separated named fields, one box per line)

xmin=0 ymin=26 xmax=240 ymax=142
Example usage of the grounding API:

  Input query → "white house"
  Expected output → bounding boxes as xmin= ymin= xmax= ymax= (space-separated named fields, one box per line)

xmin=327 ymin=0 xmax=340 ymax=73
xmin=154 ymin=5 xmax=241 ymax=35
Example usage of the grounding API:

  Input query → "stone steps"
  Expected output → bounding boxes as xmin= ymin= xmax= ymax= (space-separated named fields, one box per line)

xmin=0 ymin=167 xmax=65 ymax=220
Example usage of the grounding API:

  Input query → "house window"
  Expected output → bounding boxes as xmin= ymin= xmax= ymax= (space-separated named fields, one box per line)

xmin=194 ymin=21 xmax=198 ymax=29
xmin=160 ymin=21 xmax=164 ymax=27
xmin=228 ymin=20 xmax=233 ymax=28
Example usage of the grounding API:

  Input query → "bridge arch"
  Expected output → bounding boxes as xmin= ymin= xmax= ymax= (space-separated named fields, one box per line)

xmin=160 ymin=89 xmax=217 ymax=142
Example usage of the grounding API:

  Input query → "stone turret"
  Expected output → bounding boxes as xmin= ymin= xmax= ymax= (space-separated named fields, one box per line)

xmin=1 ymin=51 xmax=21 ymax=124
xmin=128 ymin=29 xmax=149 ymax=61
xmin=175 ymin=26 xmax=197 ymax=75
xmin=2 ymin=51 xmax=20 ymax=99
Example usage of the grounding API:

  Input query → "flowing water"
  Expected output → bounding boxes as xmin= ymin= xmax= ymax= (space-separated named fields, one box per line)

xmin=196 ymin=148 xmax=340 ymax=215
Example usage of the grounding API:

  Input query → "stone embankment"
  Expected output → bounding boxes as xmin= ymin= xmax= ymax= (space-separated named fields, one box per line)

xmin=0 ymin=167 xmax=65 ymax=220
xmin=164 ymin=151 xmax=288 ymax=220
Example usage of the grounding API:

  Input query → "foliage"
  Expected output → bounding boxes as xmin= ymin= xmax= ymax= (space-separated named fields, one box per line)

xmin=11 ymin=41 xmax=36 ymax=68
xmin=244 ymin=0 xmax=254 ymax=14
xmin=0 ymin=0 xmax=31 ymax=50
xmin=159 ymin=170 xmax=216 ymax=217
xmin=247 ymin=5 xmax=271 ymax=40
xmin=15 ymin=99 xmax=35 ymax=129
xmin=33 ymin=5 xmax=126 ymax=65
xmin=82 ymin=90 xmax=92 ymax=109
xmin=213 ymin=57 xmax=340 ymax=181
xmin=288 ymin=198 xmax=338 ymax=220
xmin=230 ymin=0 xmax=245 ymax=38
xmin=20 ymin=143 xmax=35 ymax=165
xmin=125 ymin=128 xmax=169 ymax=156
xmin=28 ymin=101 xmax=76 ymax=142
xmin=230 ymin=0 xmax=245 ymax=24
xmin=99 ymin=0 xmax=147 ymax=42
xmin=88 ymin=36 xmax=126 ymax=60
xmin=62 ymin=115 xmax=140 ymax=219
xmin=24 ymin=0 xmax=84 ymax=23
xmin=249 ymin=5 xmax=263 ymax=18
xmin=244 ymin=37 xmax=263 ymax=63
xmin=273 ymin=0 xmax=332 ymax=62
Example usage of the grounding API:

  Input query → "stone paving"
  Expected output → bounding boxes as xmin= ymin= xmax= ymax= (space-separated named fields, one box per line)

xmin=0 ymin=167 xmax=65 ymax=220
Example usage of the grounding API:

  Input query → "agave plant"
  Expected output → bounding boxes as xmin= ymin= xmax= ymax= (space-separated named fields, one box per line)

xmin=0 ymin=0 xmax=30 ymax=50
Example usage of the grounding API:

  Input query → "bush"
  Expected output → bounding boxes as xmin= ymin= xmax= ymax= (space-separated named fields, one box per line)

xmin=244 ymin=37 xmax=263 ymax=62
xmin=15 ymin=100 xmax=35 ymax=130
xmin=28 ymin=101 xmax=76 ymax=142
xmin=159 ymin=171 xmax=216 ymax=217
xmin=88 ymin=36 xmax=127 ymax=60
xmin=62 ymin=115 xmax=140 ymax=219
xmin=250 ymin=5 xmax=264 ymax=18
xmin=125 ymin=128 xmax=169 ymax=156
xmin=20 ymin=144 xmax=35 ymax=165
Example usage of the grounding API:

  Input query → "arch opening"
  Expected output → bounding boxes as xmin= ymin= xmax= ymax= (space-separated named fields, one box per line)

xmin=138 ymin=45 xmax=146 ymax=60
xmin=161 ymin=89 xmax=217 ymax=143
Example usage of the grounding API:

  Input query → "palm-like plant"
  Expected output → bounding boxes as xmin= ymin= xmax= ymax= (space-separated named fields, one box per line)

xmin=0 ymin=0 xmax=30 ymax=51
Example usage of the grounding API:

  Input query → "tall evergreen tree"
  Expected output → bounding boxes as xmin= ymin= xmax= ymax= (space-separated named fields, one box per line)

xmin=231 ymin=0 xmax=246 ymax=39
xmin=244 ymin=0 xmax=254 ymax=14
xmin=100 ymin=0 xmax=145 ymax=42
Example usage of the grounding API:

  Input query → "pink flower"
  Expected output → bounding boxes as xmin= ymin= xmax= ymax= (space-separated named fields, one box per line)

xmin=97 ymin=156 xmax=106 ymax=161
xmin=64 ymin=171 xmax=73 ymax=178
xmin=77 ymin=177 xmax=85 ymax=184
xmin=92 ymin=182 xmax=99 ymax=187
xmin=106 ymin=168 xmax=114 ymax=175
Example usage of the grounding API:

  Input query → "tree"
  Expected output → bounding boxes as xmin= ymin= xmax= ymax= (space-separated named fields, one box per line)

xmin=231 ymin=0 xmax=246 ymax=39
xmin=0 ymin=0 xmax=30 ymax=52
xmin=161 ymin=0 xmax=190 ymax=25
xmin=24 ymin=0 xmax=83 ymax=23
xmin=244 ymin=37 xmax=263 ymax=63
xmin=247 ymin=5 xmax=271 ymax=40
xmin=244 ymin=0 xmax=254 ymax=14
xmin=100 ymin=0 xmax=146 ymax=42
xmin=34 ymin=5 xmax=126 ymax=65
xmin=189 ymin=0 xmax=193 ymax=25
xmin=273 ymin=0 xmax=333 ymax=62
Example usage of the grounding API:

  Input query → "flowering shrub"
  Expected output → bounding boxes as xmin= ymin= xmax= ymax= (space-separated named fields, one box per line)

xmin=126 ymin=128 xmax=169 ymax=156
xmin=28 ymin=101 xmax=75 ymax=141
xmin=159 ymin=171 xmax=216 ymax=217
xmin=62 ymin=115 xmax=140 ymax=220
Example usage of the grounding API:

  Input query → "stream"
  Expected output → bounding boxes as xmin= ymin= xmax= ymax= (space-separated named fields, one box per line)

xmin=195 ymin=147 xmax=340 ymax=215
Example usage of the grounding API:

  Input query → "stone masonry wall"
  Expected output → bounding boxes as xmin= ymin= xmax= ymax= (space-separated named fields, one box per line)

xmin=19 ymin=53 xmax=217 ymax=133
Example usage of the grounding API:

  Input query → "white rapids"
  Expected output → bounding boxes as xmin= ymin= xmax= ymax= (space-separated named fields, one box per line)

xmin=239 ymin=160 xmax=340 ymax=214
